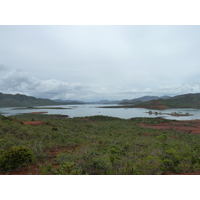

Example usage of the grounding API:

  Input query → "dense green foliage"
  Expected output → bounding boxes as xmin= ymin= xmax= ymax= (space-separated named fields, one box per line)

xmin=0 ymin=146 xmax=34 ymax=171
xmin=0 ymin=114 xmax=200 ymax=174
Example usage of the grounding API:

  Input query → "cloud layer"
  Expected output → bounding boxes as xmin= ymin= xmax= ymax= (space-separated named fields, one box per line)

xmin=0 ymin=68 xmax=92 ymax=100
xmin=1 ymin=67 xmax=200 ymax=101
xmin=0 ymin=26 xmax=200 ymax=100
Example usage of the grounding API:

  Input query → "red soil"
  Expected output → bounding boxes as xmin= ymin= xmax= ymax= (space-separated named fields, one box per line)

xmin=139 ymin=120 xmax=200 ymax=134
xmin=21 ymin=121 xmax=46 ymax=125
xmin=0 ymin=164 xmax=41 ymax=175
xmin=83 ymin=118 xmax=99 ymax=125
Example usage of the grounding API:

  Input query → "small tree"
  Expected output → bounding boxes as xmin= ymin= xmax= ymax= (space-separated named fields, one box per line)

xmin=148 ymin=111 xmax=153 ymax=115
xmin=0 ymin=146 xmax=34 ymax=171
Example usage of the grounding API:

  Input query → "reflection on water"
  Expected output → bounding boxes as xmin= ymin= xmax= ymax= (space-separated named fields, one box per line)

xmin=1 ymin=104 xmax=200 ymax=120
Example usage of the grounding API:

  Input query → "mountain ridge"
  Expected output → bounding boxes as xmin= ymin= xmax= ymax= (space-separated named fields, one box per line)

xmin=2 ymin=92 xmax=199 ymax=109
xmin=0 ymin=93 xmax=58 ymax=107
xmin=134 ymin=93 xmax=200 ymax=109
xmin=119 ymin=95 xmax=170 ymax=104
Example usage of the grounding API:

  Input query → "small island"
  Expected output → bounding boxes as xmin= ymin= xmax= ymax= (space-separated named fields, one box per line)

xmin=147 ymin=110 xmax=193 ymax=117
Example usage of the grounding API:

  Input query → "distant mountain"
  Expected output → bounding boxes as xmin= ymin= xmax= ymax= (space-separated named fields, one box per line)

xmin=0 ymin=93 xmax=121 ymax=107
xmin=89 ymin=100 xmax=120 ymax=104
xmin=0 ymin=93 xmax=57 ymax=107
xmin=53 ymin=99 xmax=85 ymax=104
xmin=0 ymin=93 xmax=172 ymax=108
xmin=5 ymin=92 xmax=199 ymax=109
xmin=119 ymin=95 xmax=170 ymax=105
xmin=53 ymin=99 xmax=121 ymax=104
xmin=134 ymin=93 xmax=200 ymax=109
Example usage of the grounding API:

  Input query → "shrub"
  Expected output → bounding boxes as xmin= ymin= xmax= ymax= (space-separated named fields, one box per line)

xmin=160 ymin=148 xmax=180 ymax=173
xmin=0 ymin=146 xmax=34 ymax=171
xmin=39 ymin=164 xmax=54 ymax=175
xmin=53 ymin=162 xmax=82 ymax=175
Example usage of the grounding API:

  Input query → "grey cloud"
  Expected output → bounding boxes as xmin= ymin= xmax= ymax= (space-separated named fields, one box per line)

xmin=0 ymin=69 xmax=91 ymax=100
xmin=0 ymin=64 xmax=9 ymax=71
xmin=0 ymin=70 xmax=40 ymax=91
xmin=157 ymin=83 xmax=200 ymax=95
xmin=0 ymin=26 xmax=200 ymax=101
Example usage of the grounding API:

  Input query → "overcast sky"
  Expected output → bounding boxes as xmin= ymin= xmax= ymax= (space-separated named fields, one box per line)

xmin=0 ymin=25 xmax=200 ymax=101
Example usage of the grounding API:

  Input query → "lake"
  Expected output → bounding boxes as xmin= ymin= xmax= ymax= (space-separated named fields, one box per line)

xmin=1 ymin=104 xmax=200 ymax=120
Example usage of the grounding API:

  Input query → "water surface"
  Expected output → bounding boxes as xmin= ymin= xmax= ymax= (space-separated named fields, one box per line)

xmin=1 ymin=104 xmax=200 ymax=120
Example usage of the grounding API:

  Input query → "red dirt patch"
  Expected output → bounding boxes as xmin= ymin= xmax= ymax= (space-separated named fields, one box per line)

xmin=21 ymin=121 xmax=46 ymax=125
xmin=44 ymin=146 xmax=76 ymax=156
xmin=139 ymin=120 xmax=200 ymax=135
xmin=83 ymin=118 xmax=99 ymax=125
xmin=0 ymin=164 xmax=41 ymax=175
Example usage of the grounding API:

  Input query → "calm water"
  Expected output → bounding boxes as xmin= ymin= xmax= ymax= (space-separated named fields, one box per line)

xmin=1 ymin=104 xmax=200 ymax=120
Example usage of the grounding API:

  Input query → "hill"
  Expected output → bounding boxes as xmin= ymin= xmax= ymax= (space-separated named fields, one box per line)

xmin=119 ymin=95 xmax=170 ymax=105
xmin=134 ymin=93 xmax=200 ymax=109
xmin=53 ymin=99 xmax=85 ymax=104
xmin=0 ymin=93 xmax=57 ymax=107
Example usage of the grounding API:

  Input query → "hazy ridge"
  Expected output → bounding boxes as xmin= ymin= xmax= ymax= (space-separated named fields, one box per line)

xmin=1 ymin=92 xmax=200 ymax=109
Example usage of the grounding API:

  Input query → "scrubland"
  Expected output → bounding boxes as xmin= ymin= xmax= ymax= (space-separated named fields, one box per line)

xmin=0 ymin=114 xmax=200 ymax=175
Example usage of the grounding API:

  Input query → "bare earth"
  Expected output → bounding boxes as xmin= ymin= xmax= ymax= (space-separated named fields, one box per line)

xmin=139 ymin=119 xmax=200 ymax=135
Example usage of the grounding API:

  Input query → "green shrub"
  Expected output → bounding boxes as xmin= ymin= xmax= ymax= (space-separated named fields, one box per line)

xmin=161 ymin=148 xmax=180 ymax=173
xmin=54 ymin=162 xmax=82 ymax=175
xmin=39 ymin=164 xmax=54 ymax=175
xmin=0 ymin=146 xmax=34 ymax=171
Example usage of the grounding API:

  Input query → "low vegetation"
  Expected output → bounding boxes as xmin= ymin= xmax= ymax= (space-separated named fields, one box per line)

xmin=0 ymin=114 xmax=200 ymax=175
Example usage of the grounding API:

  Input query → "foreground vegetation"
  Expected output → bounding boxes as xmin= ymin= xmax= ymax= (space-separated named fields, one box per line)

xmin=0 ymin=114 xmax=200 ymax=175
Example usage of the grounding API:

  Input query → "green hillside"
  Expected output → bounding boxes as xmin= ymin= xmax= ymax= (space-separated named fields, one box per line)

xmin=134 ymin=93 xmax=200 ymax=109
xmin=0 ymin=93 xmax=57 ymax=107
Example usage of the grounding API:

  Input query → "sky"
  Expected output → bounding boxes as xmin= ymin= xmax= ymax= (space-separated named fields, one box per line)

xmin=1 ymin=25 xmax=200 ymax=101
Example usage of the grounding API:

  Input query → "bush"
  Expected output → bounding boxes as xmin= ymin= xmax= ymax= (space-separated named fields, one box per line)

xmin=0 ymin=146 xmax=34 ymax=171
xmin=39 ymin=164 xmax=54 ymax=175
xmin=54 ymin=162 xmax=82 ymax=175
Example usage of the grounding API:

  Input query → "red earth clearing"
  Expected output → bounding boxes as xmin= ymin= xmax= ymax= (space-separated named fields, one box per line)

xmin=139 ymin=120 xmax=200 ymax=135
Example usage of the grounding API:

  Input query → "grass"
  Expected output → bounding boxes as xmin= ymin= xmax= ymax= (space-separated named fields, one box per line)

xmin=0 ymin=114 xmax=200 ymax=175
